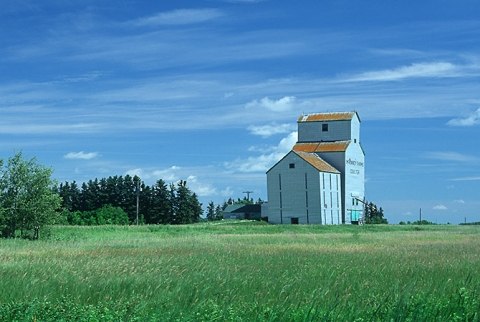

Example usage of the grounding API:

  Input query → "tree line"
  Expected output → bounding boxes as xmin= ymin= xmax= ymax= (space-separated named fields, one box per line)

xmin=56 ymin=177 xmax=203 ymax=226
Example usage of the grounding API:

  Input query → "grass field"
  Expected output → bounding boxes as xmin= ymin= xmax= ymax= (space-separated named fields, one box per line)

xmin=1 ymin=222 xmax=479 ymax=321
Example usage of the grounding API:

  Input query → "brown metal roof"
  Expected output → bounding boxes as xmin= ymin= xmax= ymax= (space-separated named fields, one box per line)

xmin=315 ymin=141 xmax=351 ymax=152
xmin=294 ymin=151 xmax=340 ymax=173
xmin=297 ymin=111 xmax=357 ymax=123
xmin=292 ymin=142 xmax=320 ymax=153
xmin=293 ymin=141 xmax=350 ymax=153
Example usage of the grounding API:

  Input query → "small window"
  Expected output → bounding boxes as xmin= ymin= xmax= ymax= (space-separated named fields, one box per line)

xmin=354 ymin=139 xmax=357 ymax=143
xmin=289 ymin=163 xmax=295 ymax=169
xmin=291 ymin=218 xmax=299 ymax=225
xmin=322 ymin=124 xmax=328 ymax=132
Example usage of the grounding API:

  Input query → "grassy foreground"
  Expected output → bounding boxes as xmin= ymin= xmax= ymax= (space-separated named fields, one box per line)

xmin=1 ymin=222 xmax=479 ymax=321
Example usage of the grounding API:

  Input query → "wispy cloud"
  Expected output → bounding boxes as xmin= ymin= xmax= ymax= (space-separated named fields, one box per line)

xmin=0 ymin=123 xmax=103 ymax=135
xmin=447 ymin=108 xmax=480 ymax=126
xmin=453 ymin=199 xmax=465 ymax=204
xmin=247 ymin=123 xmax=296 ymax=138
xmin=450 ymin=176 xmax=480 ymax=181
xmin=246 ymin=96 xmax=296 ymax=112
xmin=221 ymin=0 xmax=265 ymax=3
xmin=342 ymin=62 xmax=459 ymax=82
xmin=424 ymin=151 xmax=478 ymax=162
xmin=433 ymin=204 xmax=448 ymax=210
xmin=64 ymin=151 xmax=99 ymax=160
xmin=133 ymin=9 xmax=224 ymax=26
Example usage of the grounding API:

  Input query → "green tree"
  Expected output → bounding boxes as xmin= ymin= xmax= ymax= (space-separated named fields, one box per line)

xmin=364 ymin=202 xmax=388 ymax=224
xmin=172 ymin=180 xmax=202 ymax=224
xmin=215 ymin=204 xmax=223 ymax=220
xmin=0 ymin=151 xmax=62 ymax=239
xmin=149 ymin=179 xmax=172 ymax=224
xmin=95 ymin=204 xmax=129 ymax=225
xmin=206 ymin=201 xmax=216 ymax=221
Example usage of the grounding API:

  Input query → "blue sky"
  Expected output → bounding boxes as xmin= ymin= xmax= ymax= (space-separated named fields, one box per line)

xmin=1 ymin=0 xmax=479 ymax=224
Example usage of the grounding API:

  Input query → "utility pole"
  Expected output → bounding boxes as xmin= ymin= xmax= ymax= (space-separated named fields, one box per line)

xmin=243 ymin=191 xmax=253 ymax=201
xmin=136 ymin=180 xmax=140 ymax=225
xmin=419 ymin=208 xmax=422 ymax=224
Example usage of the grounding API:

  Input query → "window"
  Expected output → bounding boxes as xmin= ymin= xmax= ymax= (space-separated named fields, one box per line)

xmin=291 ymin=218 xmax=299 ymax=225
xmin=322 ymin=124 xmax=328 ymax=132
xmin=354 ymin=139 xmax=357 ymax=143
xmin=289 ymin=163 xmax=295 ymax=169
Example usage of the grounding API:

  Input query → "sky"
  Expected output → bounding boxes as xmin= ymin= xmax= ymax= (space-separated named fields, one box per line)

xmin=1 ymin=0 xmax=480 ymax=224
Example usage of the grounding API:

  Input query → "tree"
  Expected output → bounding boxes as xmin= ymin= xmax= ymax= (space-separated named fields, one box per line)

xmin=206 ymin=201 xmax=216 ymax=221
xmin=149 ymin=179 xmax=172 ymax=224
xmin=215 ymin=204 xmax=223 ymax=221
xmin=172 ymin=180 xmax=203 ymax=224
xmin=0 ymin=151 xmax=62 ymax=239
xmin=364 ymin=202 xmax=388 ymax=224
xmin=95 ymin=205 xmax=129 ymax=225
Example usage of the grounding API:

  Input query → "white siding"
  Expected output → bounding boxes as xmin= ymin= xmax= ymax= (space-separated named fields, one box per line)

xmin=266 ymin=151 xmax=342 ymax=225
xmin=298 ymin=120 xmax=352 ymax=142
xmin=344 ymin=140 xmax=365 ymax=224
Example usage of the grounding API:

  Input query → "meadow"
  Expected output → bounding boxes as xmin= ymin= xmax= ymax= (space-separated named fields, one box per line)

xmin=0 ymin=222 xmax=479 ymax=321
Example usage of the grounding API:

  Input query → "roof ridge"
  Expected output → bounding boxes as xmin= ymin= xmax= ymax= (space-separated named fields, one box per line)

xmin=293 ymin=150 xmax=340 ymax=173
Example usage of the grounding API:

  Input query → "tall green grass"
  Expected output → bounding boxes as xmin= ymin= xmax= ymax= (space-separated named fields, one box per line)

xmin=1 ymin=223 xmax=479 ymax=321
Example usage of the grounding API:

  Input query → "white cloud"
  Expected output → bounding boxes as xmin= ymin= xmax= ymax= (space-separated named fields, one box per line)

xmin=224 ymin=131 xmax=297 ymax=173
xmin=124 ymin=168 xmax=220 ymax=197
xmin=64 ymin=151 xmax=99 ymax=160
xmin=453 ymin=199 xmax=465 ymax=204
xmin=247 ymin=123 xmax=296 ymax=138
xmin=125 ymin=166 xmax=181 ymax=182
xmin=185 ymin=175 xmax=217 ymax=197
xmin=220 ymin=187 xmax=235 ymax=197
xmin=447 ymin=108 xmax=480 ymax=126
xmin=245 ymin=96 xmax=296 ymax=112
xmin=133 ymin=9 xmax=223 ymax=26
xmin=343 ymin=62 xmax=458 ymax=82
xmin=433 ymin=205 xmax=448 ymax=210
